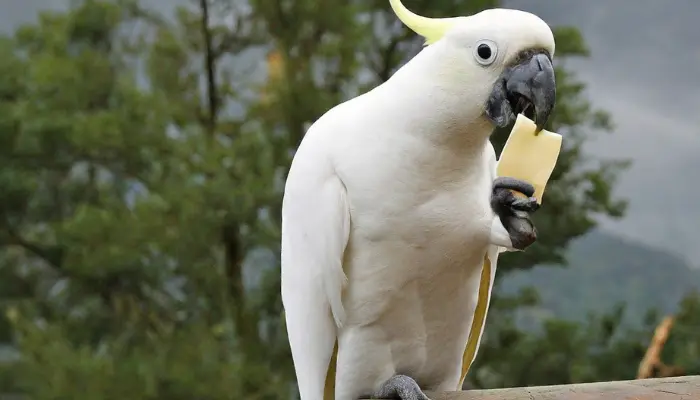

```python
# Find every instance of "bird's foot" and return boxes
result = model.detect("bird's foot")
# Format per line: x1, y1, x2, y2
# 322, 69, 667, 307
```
491, 176, 539, 250
371, 375, 430, 400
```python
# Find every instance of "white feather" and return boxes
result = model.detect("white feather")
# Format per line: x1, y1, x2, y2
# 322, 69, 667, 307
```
281, 128, 350, 400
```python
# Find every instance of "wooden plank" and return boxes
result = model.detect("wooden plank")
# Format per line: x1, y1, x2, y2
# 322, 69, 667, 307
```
423, 376, 700, 400
358, 376, 700, 399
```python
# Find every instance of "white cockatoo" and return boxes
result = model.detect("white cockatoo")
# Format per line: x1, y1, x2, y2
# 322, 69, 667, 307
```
281, 1, 556, 399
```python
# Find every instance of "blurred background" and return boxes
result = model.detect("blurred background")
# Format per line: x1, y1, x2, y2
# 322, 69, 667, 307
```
0, 0, 698, 398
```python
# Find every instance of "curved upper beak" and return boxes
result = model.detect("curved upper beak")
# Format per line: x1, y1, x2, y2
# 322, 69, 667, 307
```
485, 50, 556, 132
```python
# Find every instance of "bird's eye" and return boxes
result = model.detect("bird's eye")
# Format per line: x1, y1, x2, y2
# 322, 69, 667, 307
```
473, 40, 498, 66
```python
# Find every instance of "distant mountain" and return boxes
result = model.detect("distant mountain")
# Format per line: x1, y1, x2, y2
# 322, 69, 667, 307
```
500, 230, 700, 326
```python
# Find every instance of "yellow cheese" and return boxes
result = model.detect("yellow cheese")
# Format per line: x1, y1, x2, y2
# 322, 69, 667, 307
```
496, 114, 563, 204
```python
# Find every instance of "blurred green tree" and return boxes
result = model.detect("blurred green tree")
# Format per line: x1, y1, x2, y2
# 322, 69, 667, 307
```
0, 0, 285, 397
662, 291, 700, 376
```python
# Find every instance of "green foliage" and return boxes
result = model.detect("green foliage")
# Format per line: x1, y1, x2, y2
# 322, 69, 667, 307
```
0, 0, 692, 398
472, 291, 700, 389
472, 300, 649, 388
662, 292, 700, 375
9, 314, 254, 400
0, 0, 285, 397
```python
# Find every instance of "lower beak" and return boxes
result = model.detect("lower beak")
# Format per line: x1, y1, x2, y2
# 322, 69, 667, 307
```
485, 51, 556, 132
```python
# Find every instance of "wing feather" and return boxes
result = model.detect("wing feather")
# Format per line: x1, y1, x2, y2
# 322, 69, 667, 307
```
459, 142, 506, 386
281, 144, 350, 400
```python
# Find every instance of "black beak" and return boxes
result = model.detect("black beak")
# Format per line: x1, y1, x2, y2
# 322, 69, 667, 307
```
485, 50, 556, 132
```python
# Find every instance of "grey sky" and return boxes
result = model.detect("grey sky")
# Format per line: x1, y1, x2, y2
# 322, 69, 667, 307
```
3, 1, 699, 266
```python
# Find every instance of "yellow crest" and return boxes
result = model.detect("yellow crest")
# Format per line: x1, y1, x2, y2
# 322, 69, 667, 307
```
388, 0, 459, 45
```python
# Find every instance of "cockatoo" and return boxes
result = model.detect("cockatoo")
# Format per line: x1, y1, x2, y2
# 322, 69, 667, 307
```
281, 1, 556, 399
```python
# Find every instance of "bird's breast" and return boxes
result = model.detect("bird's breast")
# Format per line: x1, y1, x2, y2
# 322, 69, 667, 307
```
341, 162, 494, 320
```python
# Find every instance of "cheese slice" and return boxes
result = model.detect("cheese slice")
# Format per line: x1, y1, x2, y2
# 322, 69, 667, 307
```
496, 114, 563, 204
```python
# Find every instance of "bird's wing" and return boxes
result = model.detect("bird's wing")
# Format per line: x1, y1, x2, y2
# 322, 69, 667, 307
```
281, 143, 350, 400
459, 247, 500, 387
459, 142, 503, 387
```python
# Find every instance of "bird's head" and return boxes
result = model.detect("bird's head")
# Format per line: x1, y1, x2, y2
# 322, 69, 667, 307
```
389, 0, 556, 132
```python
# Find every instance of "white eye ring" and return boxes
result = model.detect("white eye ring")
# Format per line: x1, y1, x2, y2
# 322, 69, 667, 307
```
473, 39, 498, 66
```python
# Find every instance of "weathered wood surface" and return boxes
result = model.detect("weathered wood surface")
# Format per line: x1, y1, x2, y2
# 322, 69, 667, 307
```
423, 376, 700, 400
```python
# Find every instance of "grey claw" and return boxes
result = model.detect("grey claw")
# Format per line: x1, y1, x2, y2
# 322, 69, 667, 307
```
503, 213, 537, 250
491, 177, 539, 250
372, 375, 430, 400
492, 176, 535, 198
511, 197, 539, 212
